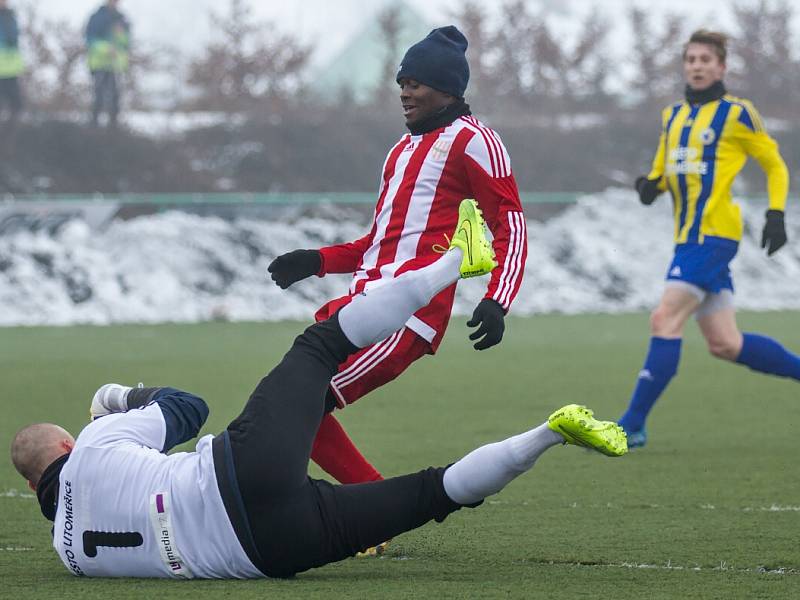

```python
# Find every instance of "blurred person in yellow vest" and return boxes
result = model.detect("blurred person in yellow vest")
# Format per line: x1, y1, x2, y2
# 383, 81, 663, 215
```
85, 0, 129, 127
0, 0, 24, 121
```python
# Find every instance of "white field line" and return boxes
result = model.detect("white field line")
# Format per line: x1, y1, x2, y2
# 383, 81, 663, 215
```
562, 501, 800, 512
742, 505, 800, 512
0, 489, 35, 498
381, 554, 794, 574
1, 547, 33, 551
519, 559, 797, 575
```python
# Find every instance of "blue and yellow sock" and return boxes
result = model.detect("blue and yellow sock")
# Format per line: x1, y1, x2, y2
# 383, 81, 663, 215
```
735, 333, 800, 380
618, 337, 682, 433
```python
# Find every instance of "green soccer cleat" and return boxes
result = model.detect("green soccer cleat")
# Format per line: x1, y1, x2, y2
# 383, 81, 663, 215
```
449, 199, 498, 278
548, 404, 628, 457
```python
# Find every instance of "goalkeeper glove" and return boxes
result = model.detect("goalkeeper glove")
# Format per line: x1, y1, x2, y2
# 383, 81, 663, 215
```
90, 383, 133, 420
90, 383, 163, 420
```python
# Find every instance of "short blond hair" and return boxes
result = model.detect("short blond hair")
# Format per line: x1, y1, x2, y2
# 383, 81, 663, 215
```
684, 29, 728, 63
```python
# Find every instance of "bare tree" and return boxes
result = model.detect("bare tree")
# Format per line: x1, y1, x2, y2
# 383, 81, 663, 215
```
527, 15, 605, 112
491, 1, 536, 108
17, 2, 88, 112
450, 1, 495, 107
627, 7, 686, 108
372, 6, 403, 107
186, 0, 313, 112
121, 41, 170, 112
567, 8, 613, 108
729, 0, 798, 117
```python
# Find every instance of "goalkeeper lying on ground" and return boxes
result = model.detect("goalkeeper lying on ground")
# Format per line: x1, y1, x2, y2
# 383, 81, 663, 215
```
11, 201, 627, 579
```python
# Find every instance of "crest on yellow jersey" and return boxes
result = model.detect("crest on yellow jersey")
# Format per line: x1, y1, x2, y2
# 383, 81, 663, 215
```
699, 128, 717, 145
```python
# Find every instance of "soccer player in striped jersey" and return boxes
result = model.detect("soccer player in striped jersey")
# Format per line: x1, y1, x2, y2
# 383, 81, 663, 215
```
268, 27, 527, 492
618, 30, 797, 448
11, 211, 625, 579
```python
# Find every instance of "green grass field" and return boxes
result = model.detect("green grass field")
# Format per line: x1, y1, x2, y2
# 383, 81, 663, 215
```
2, 313, 800, 599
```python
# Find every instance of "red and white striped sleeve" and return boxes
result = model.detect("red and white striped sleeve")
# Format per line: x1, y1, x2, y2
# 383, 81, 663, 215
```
318, 232, 372, 275
462, 120, 527, 312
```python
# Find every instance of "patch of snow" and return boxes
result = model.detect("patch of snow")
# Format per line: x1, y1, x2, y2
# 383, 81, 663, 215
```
2, 189, 798, 326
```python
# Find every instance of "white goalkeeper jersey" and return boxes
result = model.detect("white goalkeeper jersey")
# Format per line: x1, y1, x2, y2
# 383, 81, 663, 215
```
51, 404, 262, 579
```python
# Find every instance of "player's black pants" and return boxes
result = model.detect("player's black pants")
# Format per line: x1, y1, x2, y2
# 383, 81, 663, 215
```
213, 316, 463, 578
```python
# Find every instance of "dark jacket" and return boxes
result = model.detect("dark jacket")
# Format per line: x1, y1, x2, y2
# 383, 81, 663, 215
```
85, 4, 129, 44
0, 8, 19, 49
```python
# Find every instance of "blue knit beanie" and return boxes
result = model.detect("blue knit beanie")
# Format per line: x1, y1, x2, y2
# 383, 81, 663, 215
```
396, 26, 470, 98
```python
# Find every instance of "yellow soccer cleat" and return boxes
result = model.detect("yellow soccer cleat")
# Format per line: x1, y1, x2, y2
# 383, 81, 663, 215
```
548, 404, 628, 457
356, 539, 391, 558
449, 199, 497, 278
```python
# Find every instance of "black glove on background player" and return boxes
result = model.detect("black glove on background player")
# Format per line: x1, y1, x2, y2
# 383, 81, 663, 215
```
268, 249, 322, 289
467, 298, 506, 350
761, 209, 787, 256
635, 176, 661, 206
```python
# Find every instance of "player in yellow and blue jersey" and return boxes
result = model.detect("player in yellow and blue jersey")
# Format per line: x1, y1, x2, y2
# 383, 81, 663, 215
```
618, 30, 797, 448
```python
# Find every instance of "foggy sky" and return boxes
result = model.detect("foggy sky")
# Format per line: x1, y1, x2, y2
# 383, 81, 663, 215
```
22, 0, 780, 69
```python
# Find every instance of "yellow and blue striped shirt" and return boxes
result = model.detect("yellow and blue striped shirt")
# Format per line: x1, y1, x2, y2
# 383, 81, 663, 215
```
647, 94, 789, 244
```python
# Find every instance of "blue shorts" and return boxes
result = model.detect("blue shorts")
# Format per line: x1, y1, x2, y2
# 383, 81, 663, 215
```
665, 236, 739, 294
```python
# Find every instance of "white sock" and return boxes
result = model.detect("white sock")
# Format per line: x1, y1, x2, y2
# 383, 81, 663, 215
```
442, 423, 565, 505
338, 249, 462, 348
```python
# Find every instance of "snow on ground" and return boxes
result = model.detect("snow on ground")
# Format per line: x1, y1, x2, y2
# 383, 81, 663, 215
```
2, 189, 799, 327
123, 111, 247, 138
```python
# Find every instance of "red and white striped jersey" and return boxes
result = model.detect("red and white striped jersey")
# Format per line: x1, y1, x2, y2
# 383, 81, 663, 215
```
316, 115, 527, 351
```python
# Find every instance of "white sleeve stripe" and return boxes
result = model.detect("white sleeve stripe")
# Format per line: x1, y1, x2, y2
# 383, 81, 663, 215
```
501, 213, 526, 308
332, 329, 404, 389
483, 127, 504, 178
483, 126, 504, 177
461, 116, 494, 175
492, 211, 519, 307
493, 212, 526, 308
499, 212, 526, 308
486, 127, 511, 177
469, 120, 500, 178
501, 212, 523, 307
463, 116, 510, 178
479, 123, 505, 177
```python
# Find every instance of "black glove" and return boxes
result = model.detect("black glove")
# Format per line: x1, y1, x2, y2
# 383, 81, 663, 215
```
635, 176, 661, 206
267, 249, 322, 289
761, 209, 787, 256
467, 298, 506, 351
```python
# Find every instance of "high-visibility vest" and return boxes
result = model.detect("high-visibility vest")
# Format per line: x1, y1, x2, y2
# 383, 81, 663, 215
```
0, 47, 23, 78
88, 29, 129, 73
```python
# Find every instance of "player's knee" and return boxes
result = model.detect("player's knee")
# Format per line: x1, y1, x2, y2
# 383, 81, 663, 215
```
649, 307, 676, 336
707, 337, 739, 361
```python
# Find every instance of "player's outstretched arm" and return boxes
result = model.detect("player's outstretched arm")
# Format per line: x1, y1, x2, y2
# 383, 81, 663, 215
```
267, 249, 322, 289
462, 129, 527, 343
89, 384, 209, 453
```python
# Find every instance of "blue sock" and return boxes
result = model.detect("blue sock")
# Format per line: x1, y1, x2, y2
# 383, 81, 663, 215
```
619, 337, 682, 433
735, 333, 800, 380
